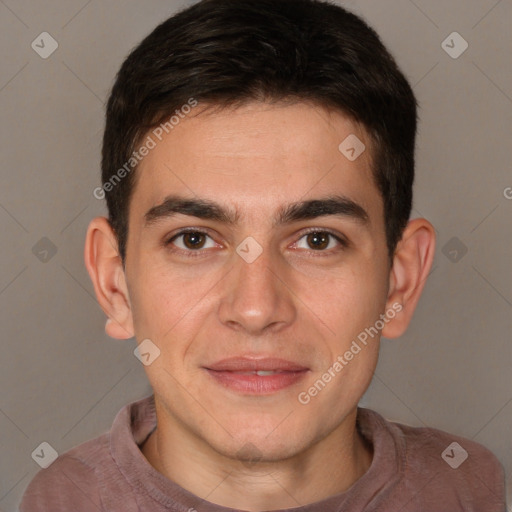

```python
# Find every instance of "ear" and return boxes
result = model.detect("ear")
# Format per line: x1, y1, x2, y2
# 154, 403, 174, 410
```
84, 217, 134, 339
382, 218, 436, 338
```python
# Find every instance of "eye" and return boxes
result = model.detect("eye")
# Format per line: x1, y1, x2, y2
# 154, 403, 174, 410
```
168, 230, 217, 251
294, 231, 345, 251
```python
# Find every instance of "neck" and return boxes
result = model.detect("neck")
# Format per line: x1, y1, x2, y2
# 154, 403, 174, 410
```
141, 406, 373, 511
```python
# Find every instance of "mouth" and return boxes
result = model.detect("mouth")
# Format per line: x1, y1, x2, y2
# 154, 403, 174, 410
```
203, 357, 310, 395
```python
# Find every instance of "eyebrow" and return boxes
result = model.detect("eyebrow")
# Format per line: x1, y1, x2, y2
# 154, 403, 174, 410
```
144, 194, 369, 227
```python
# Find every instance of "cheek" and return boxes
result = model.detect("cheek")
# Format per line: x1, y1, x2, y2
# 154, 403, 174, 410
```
303, 267, 386, 397
128, 259, 219, 346
298, 259, 388, 341
127, 261, 178, 337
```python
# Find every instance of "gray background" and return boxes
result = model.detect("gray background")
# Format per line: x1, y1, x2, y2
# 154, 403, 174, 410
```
1, 0, 510, 510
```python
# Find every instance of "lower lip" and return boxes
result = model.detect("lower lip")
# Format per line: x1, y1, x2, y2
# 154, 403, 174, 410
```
204, 369, 309, 394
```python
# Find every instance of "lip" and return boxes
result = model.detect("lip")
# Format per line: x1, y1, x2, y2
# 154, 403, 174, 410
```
205, 357, 309, 372
203, 357, 310, 395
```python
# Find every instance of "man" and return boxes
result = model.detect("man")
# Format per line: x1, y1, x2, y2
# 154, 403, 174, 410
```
20, 0, 505, 510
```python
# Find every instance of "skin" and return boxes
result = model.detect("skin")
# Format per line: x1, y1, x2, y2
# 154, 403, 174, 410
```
85, 101, 435, 511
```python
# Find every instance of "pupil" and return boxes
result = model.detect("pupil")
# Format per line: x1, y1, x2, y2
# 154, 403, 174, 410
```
184, 233, 205, 249
307, 232, 329, 250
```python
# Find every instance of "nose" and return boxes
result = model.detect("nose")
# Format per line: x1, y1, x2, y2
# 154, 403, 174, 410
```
217, 244, 297, 336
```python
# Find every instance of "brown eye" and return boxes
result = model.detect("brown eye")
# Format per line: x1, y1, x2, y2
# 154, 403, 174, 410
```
182, 232, 206, 249
169, 231, 216, 251
306, 232, 330, 250
295, 231, 345, 252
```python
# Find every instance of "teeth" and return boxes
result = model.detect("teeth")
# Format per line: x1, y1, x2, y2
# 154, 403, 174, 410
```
256, 370, 276, 376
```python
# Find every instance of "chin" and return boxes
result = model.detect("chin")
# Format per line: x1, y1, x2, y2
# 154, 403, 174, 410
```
213, 428, 312, 466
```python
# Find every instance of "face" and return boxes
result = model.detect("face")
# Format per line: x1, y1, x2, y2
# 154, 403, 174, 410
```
123, 102, 393, 462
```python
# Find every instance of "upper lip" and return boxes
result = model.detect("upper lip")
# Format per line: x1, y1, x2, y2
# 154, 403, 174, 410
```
204, 357, 309, 372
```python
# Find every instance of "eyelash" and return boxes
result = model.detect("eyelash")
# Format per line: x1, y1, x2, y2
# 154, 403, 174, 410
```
164, 227, 348, 258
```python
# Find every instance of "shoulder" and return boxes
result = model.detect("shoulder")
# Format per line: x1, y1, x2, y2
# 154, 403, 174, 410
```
364, 409, 506, 509
19, 434, 108, 512
396, 417, 503, 476
19, 395, 155, 512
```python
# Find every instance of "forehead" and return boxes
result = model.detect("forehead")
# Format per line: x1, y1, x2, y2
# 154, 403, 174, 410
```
130, 101, 382, 224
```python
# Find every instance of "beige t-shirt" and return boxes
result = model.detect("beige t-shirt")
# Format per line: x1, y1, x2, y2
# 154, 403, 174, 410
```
20, 395, 506, 511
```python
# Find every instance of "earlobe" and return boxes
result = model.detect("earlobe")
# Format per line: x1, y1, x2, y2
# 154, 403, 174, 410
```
382, 218, 436, 339
84, 217, 134, 340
